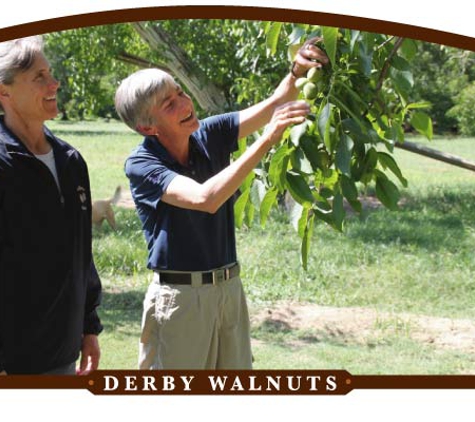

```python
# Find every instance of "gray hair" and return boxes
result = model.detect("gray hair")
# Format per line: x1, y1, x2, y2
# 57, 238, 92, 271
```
0, 36, 44, 113
0, 35, 44, 85
115, 68, 177, 132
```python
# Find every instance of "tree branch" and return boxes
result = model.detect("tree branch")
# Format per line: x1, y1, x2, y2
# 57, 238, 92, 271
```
395, 140, 475, 173
117, 51, 171, 73
132, 21, 228, 114
376, 37, 405, 93
367, 37, 405, 112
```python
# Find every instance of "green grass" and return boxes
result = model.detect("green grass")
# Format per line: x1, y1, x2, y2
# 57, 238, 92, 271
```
46, 119, 475, 373
47, 119, 142, 199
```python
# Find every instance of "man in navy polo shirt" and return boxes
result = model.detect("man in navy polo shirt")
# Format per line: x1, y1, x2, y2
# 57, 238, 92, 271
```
115, 39, 328, 369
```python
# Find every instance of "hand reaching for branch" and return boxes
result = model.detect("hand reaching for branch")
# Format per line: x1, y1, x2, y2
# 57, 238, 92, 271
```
263, 100, 310, 145
292, 36, 330, 78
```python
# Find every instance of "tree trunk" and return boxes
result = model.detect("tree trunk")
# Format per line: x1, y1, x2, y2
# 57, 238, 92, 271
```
132, 22, 228, 114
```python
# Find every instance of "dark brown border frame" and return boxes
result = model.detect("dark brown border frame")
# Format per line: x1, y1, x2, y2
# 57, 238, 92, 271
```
0, 6, 474, 51
0, 5, 474, 392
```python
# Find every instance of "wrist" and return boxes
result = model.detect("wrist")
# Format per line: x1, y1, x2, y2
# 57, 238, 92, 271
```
289, 61, 305, 79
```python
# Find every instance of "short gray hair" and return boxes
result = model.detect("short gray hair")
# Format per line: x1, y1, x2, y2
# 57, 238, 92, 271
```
115, 68, 177, 132
0, 36, 44, 113
0, 35, 44, 85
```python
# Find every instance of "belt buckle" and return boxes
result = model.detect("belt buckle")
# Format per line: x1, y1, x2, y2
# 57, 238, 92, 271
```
212, 268, 227, 285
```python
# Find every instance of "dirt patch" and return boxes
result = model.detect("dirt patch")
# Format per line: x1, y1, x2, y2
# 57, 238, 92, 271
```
250, 301, 475, 355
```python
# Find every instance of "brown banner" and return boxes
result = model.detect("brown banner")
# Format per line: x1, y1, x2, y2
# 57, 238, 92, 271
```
0, 370, 352, 395
0, 6, 474, 51
1, 371, 475, 394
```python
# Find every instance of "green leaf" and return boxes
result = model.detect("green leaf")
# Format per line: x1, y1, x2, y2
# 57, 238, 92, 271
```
357, 41, 373, 76
241, 169, 256, 191
410, 111, 433, 140
297, 204, 311, 239
332, 192, 345, 232
234, 187, 250, 228
390, 55, 411, 71
389, 68, 414, 99
377, 151, 408, 187
288, 26, 307, 45
349, 30, 360, 53
299, 135, 322, 171
269, 144, 292, 190
234, 137, 248, 158
390, 121, 405, 143
244, 199, 255, 228
265, 22, 283, 57
330, 95, 364, 131
400, 38, 418, 61
286, 172, 314, 204
289, 201, 304, 233
334, 80, 368, 110
300, 213, 315, 271
405, 101, 432, 110
375, 172, 400, 211
318, 102, 333, 151
289, 120, 311, 147
250, 179, 266, 209
259, 187, 279, 228
335, 134, 354, 177
340, 175, 358, 202
321, 26, 338, 66
291, 148, 313, 174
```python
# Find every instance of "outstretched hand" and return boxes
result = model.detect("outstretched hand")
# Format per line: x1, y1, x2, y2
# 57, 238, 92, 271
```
264, 100, 310, 145
292, 36, 330, 78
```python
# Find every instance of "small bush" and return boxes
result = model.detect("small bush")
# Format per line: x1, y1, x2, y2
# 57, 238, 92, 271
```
448, 82, 475, 136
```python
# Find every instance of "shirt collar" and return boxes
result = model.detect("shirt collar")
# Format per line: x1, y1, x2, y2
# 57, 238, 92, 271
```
0, 115, 74, 159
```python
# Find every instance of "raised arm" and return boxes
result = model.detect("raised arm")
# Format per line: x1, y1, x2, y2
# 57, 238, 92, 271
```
237, 37, 329, 140
162, 100, 310, 214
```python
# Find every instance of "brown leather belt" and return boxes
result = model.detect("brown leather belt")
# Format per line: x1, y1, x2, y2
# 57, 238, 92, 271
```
157, 263, 240, 285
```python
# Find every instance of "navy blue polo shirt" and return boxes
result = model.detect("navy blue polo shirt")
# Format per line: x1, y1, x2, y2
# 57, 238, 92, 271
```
125, 112, 240, 271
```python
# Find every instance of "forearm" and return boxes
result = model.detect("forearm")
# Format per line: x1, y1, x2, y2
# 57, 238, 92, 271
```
165, 134, 273, 214
238, 73, 300, 139
201, 135, 273, 213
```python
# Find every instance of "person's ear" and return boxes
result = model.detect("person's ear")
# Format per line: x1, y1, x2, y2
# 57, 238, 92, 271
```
0, 84, 10, 100
136, 124, 158, 136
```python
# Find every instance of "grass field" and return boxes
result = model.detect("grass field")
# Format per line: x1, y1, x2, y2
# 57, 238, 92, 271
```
48, 120, 475, 374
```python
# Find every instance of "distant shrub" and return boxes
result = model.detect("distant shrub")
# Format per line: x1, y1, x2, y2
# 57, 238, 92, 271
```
448, 82, 475, 136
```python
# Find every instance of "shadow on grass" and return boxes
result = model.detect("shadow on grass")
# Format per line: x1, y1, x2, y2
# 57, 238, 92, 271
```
347, 189, 475, 253
99, 289, 143, 334
252, 319, 348, 349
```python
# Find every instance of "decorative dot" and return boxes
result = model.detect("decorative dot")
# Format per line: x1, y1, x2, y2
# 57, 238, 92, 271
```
88, 380, 94, 386
345, 378, 352, 385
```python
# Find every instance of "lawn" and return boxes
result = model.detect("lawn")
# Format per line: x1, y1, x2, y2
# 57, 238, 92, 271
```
48, 119, 475, 374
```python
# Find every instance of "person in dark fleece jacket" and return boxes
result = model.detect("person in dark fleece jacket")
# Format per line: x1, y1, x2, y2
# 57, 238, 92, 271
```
0, 35, 103, 375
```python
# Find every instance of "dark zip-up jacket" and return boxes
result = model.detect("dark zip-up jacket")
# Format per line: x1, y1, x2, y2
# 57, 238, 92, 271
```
0, 117, 103, 374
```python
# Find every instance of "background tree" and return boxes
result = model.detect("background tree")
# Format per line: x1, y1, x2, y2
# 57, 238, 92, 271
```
411, 42, 475, 134
44, 24, 149, 119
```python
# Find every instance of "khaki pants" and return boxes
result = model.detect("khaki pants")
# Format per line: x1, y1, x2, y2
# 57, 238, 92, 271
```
138, 272, 252, 369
